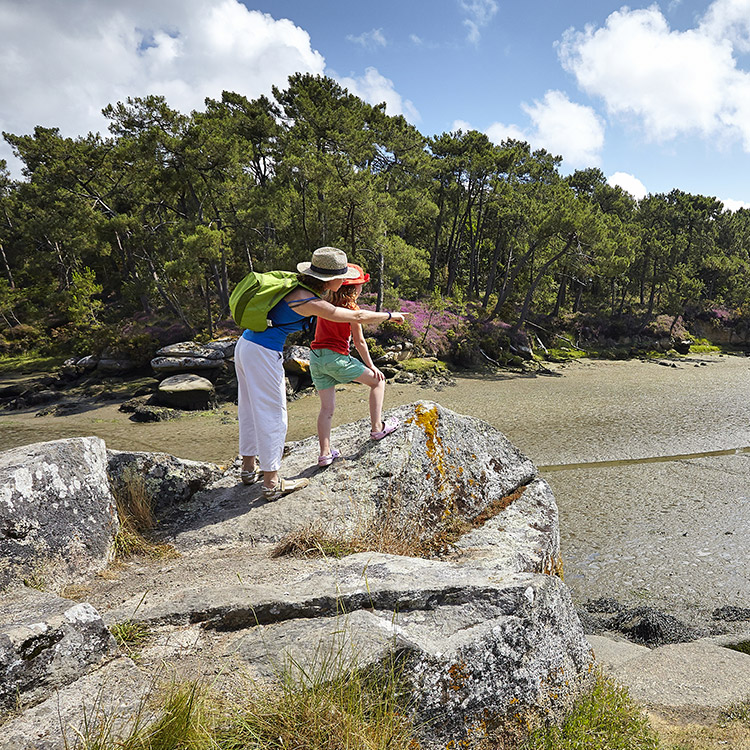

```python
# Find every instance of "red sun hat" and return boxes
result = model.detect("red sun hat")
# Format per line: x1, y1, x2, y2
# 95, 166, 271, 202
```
341, 263, 370, 285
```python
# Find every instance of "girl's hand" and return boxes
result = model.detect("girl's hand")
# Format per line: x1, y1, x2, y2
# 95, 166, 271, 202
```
389, 312, 406, 323
371, 366, 385, 382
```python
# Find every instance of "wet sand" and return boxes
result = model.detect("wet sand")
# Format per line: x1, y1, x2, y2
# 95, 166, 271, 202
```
2, 354, 750, 625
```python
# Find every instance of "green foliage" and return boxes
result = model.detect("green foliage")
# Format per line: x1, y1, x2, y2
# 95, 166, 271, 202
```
3, 76, 750, 344
521, 673, 659, 750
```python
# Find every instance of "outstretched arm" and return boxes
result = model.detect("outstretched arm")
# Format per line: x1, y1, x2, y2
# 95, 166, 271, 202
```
292, 297, 405, 325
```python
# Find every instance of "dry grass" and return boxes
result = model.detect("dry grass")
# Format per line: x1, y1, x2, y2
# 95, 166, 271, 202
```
110, 471, 179, 561
272, 485, 527, 560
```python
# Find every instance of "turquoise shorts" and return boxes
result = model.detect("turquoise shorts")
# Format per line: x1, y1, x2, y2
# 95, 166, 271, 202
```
309, 348, 367, 391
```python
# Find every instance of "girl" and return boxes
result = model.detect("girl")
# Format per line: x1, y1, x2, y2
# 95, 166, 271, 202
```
235, 248, 405, 500
309, 264, 399, 467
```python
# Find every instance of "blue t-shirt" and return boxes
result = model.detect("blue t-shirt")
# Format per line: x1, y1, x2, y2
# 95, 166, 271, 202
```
242, 299, 313, 352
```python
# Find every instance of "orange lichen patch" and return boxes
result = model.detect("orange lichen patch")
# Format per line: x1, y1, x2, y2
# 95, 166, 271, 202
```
544, 554, 564, 580
448, 661, 470, 692
409, 403, 445, 480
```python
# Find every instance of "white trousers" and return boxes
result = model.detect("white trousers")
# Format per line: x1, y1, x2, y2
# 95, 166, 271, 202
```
234, 336, 287, 472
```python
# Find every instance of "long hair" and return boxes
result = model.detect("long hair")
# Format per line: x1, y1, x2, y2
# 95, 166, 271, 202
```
329, 285, 359, 310
297, 273, 330, 301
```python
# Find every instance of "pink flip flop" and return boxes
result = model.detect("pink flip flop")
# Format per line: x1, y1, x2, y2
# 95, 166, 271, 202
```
370, 418, 400, 440
318, 448, 341, 467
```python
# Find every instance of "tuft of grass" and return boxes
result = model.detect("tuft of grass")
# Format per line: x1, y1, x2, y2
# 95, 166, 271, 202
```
70, 649, 414, 749
111, 620, 151, 657
218, 653, 414, 750
519, 672, 659, 750
689, 338, 722, 354
111, 472, 179, 561
722, 699, 750, 726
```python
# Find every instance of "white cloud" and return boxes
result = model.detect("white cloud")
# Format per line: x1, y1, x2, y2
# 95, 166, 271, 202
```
484, 121, 528, 144
521, 91, 605, 167
459, 0, 498, 44
700, 0, 750, 53
451, 119, 474, 133
346, 28, 387, 49
608, 171, 648, 200
337, 67, 420, 123
558, 2, 750, 150
0, 0, 325, 172
721, 197, 750, 211
459, 92, 604, 168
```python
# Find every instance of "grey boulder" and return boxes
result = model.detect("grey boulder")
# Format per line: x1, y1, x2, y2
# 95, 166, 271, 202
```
0, 437, 118, 592
0, 588, 117, 712
156, 373, 216, 410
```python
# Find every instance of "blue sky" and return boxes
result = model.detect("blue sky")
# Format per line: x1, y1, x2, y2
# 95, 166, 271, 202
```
1, 0, 749, 208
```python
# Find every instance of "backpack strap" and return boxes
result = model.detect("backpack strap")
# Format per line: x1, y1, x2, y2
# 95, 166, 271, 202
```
287, 296, 319, 309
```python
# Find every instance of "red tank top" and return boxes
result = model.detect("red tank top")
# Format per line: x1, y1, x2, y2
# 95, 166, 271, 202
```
312, 316, 352, 356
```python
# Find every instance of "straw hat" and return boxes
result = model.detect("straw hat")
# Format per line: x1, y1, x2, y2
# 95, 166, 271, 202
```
297, 247, 360, 281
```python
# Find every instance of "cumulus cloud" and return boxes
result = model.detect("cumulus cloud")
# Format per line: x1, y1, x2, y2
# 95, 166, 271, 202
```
0, 0, 326, 170
558, 1, 750, 150
521, 91, 605, 167
337, 67, 420, 122
721, 197, 750, 211
346, 28, 387, 49
459, 0, 498, 44
484, 121, 529, 144
607, 171, 648, 200
454, 92, 604, 168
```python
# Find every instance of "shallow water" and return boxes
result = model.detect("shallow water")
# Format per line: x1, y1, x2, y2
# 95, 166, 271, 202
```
2, 354, 750, 623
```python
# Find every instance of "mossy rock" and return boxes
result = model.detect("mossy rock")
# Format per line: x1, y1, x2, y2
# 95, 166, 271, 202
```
402, 357, 447, 375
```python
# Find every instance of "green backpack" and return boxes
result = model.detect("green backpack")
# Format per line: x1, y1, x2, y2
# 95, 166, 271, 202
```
229, 270, 318, 332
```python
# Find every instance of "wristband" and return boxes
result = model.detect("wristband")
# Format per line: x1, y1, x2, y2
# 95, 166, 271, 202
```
387, 311, 392, 320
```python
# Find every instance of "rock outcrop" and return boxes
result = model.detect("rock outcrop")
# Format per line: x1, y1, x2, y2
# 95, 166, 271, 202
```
0, 401, 594, 749
0, 437, 118, 592
0, 588, 117, 712
156, 373, 217, 410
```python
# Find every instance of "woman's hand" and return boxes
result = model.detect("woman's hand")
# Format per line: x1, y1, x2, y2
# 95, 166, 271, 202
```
389, 312, 406, 323
371, 366, 386, 382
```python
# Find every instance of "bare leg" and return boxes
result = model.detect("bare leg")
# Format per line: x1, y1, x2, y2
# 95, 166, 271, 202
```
317, 387, 336, 457
242, 455, 256, 472
354, 369, 386, 433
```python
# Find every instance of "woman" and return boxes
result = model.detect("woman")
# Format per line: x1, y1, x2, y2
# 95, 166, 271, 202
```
235, 246, 405, 501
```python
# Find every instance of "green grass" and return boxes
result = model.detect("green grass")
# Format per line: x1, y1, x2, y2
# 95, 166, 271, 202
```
520, 672, 659, 750
689, 338, 722, 354
0, 351, 65, 375
725, 640, 750, 656
110, 620, 151, 657
70, 652, 415, 749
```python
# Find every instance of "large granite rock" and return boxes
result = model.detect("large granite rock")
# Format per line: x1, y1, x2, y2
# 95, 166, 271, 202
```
0, 657, 150, 750
0, 588, 117, 712
0, 437, 119, 592
0, 402, 595, 748
151, 341, 226, 377
107, 449, 225, 514
156, 373, 216, 410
